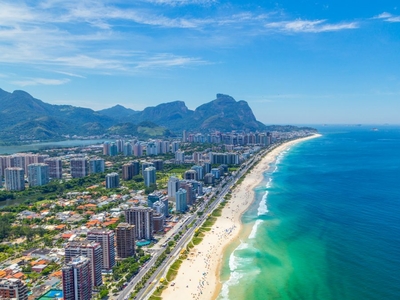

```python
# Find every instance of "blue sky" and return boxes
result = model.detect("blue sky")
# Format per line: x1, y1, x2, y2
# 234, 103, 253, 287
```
0, 0, 399, 124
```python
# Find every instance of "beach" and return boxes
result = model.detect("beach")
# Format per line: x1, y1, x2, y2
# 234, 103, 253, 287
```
161, 134, 321, 300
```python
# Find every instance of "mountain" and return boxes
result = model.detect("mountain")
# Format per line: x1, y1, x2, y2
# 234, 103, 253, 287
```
133, 101, 193, 130
106, 121, 173, 138
118, 94, 265, 132
191, 94, 265, 131
0, 88, 269, 142
0, 88, 113, 141
97, 105, 138, 121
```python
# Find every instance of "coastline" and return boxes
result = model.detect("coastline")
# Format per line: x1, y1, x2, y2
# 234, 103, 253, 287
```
160, 134, 322, 300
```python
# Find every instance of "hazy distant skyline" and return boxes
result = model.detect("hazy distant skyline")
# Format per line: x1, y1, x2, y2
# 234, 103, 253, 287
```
0, 0, 399, 124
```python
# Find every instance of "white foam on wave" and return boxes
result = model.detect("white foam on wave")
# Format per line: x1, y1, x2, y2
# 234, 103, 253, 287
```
266, 177, 272, 188
257, 191, 269, 216
248, 219, 263, 239
236, 242, 249, 251
220, 244, 256, 300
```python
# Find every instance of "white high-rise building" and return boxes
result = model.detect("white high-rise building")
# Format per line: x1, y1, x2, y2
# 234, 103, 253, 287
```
168, 176, 180, 198
5, 167, 25, 191
105, 172, 119, 189
28, 163, 49, 187
143, 166, 156, 187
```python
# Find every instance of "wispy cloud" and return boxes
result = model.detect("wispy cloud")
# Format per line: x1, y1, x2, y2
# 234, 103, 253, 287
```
374, 12, 400, 22
266, 19, 358, 33
55, 71, 86, 78
140, 0, 216, 6
134, 54, 208, 69
12, 78, 70, 86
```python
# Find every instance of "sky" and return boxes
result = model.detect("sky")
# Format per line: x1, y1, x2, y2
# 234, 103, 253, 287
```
0, 0, 399, 125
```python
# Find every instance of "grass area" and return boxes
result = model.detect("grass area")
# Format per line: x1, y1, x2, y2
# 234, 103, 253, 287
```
202, 216, 217, 228
166, 259, 183, 282
192, 236, 204, 245
149, 283, 167, 299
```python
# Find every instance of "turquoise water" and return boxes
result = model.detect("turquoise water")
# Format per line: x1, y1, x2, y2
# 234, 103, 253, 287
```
38, 289, 63, 299
218, 126, 400, 300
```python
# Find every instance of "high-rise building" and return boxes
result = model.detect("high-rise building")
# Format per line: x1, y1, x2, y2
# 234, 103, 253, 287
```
103, 142, 110, 155
0, 278, 28, 300
125, 207, 153, 240
5, 167, 25, 191
70, 158, 88, 178
87, 229, 115, 271
116, 223, 135, 258
123, 142, 133, 156
143, 166, 156, 187
211, 168, 220, 179
204, 173, 214, 185
133, 143, 143, 157
9, 155, 25, 172
65, 241, 103, 287
167, 176, 180, 198
122, 163, 134, 181
147, 193, 160, 208
161, 141, 170, 154
171, 141, 180, 153
110, 143, 118, 156
162, 196, 169, 217
89, 158, 105, 174
105, 172, 119, 189
175, 150, 185, 163
141, 162, 154, 174
152, 201, 166, 216
180, 181, 195, 205
44, 157, 63, 179
175, 188, 187, 212
184, 170, 198, 181
153, 159, 164, 171
0, 156, 10, 178
153, 213, 164, 232
203, 162, 212, 174
122, 161, 139, 180
146, 142, 158, 156
116, 139, 124, 153
62, 256, 92, 300
191, 165, 204, 180
28, 163, 49, 187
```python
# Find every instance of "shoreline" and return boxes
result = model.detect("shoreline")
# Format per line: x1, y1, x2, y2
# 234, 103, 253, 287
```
160, 134, 322, 300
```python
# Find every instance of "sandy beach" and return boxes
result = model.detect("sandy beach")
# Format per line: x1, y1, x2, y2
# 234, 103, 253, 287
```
161, 134, 321, 300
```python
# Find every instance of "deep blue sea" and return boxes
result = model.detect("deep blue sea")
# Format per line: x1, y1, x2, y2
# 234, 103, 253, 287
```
218, 125, 400, 300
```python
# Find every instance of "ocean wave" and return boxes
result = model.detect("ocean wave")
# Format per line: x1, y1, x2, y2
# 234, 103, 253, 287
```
249, 219, 263, 239
220, 248, 257, 299
266, 177, 272, 188
220, 247, 261, 300
257, 191, 269, 216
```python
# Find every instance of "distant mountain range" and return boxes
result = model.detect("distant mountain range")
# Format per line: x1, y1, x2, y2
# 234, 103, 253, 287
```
0, 88, 309, 142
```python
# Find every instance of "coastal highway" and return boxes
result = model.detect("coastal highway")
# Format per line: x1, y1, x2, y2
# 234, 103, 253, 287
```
117, 146, 274, 300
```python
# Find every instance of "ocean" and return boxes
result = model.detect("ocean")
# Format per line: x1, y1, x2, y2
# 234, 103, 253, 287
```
218, 125, 400, 300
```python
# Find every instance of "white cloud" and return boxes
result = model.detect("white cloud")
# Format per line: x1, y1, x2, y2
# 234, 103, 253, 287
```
373, 12, 400, 22
55, 71, 86, 78
266, 19, 358, 33
134, 54, 208, 69
12, 78, 70, 86
374, 12, 393, 19
140, 0, 216, 6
